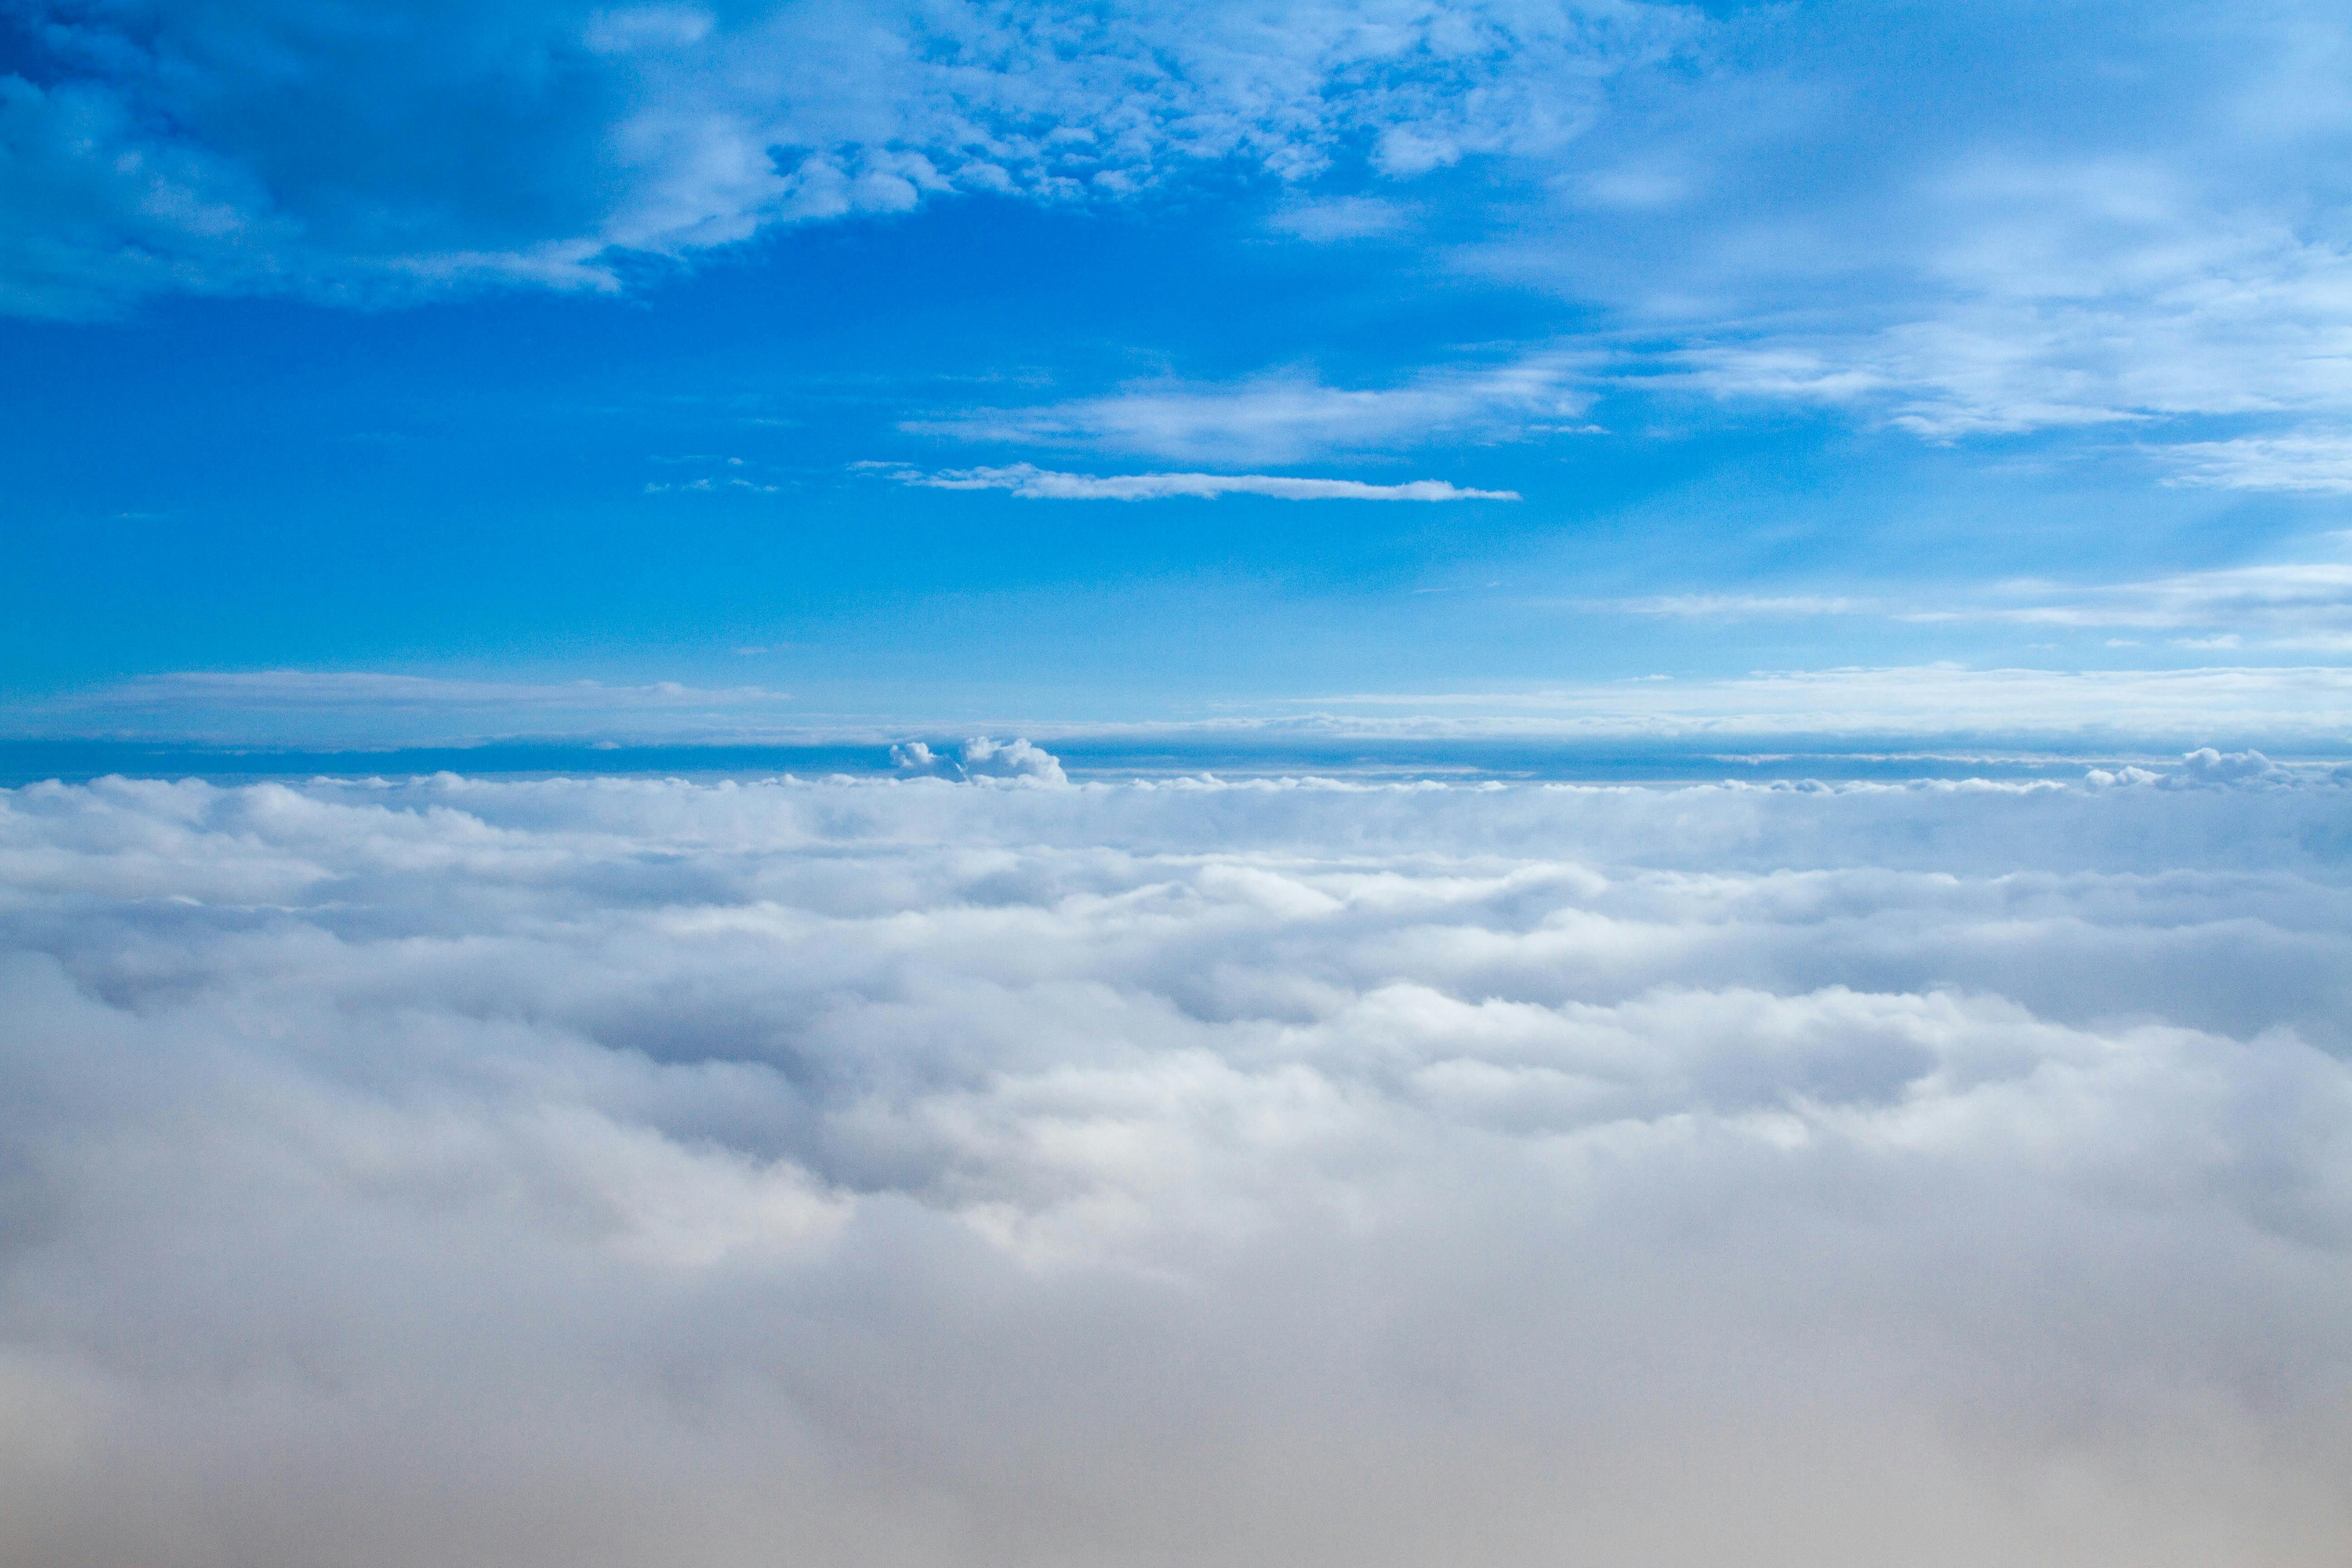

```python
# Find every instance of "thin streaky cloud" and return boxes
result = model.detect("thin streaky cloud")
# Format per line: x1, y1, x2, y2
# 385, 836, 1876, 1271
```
905, 358, 1599, 464
871, 463, 1521, 502
1291, 664, 2352, 740
1585, 554, 2352, 644
1603, 594, 1879, 617
2156, 431, 2352, 494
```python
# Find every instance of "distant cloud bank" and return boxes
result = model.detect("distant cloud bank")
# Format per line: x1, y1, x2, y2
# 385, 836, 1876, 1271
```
11, 661, 2352, 751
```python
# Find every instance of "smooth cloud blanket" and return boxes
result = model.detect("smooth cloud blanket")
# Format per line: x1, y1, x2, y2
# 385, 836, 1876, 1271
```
5, 768, 2352, 1566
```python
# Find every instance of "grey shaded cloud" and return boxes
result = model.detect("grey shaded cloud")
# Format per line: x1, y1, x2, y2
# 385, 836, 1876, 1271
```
3, 770, 2352, 1564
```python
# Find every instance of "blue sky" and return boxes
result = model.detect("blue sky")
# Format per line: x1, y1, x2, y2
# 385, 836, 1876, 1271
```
7, 0, 2352, 750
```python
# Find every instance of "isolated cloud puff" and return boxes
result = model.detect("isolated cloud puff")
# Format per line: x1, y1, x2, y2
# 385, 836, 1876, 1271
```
4, 767, 2352, 1565
891, 735, 1068, 782
870, 461, 1520, 501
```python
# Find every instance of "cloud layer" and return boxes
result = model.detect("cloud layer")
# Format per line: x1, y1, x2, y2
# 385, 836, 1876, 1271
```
15, 659, 2352, 752
5, 768, 2352, 1564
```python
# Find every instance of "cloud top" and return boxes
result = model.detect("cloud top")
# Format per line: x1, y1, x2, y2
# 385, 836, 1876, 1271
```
891, 735, 1068, 782
5, 768, 2352, 1564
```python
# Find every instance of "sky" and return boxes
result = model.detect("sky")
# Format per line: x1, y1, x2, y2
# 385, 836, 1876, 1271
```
7, 0, 2352, 753
10, 10, 2352, 1564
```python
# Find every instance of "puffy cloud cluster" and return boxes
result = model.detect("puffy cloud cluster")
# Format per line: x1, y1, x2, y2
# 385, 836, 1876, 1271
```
5, 767, 2352, 1564
892, 735, 1067, 781
0, 0, 1687, 316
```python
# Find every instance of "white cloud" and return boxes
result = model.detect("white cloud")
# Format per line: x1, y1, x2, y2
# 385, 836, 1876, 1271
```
1430, 8, 2352, 452
19, 657, 2352, 751
4, 769, 2352, 1563
2158, 431, 2352, 494
1264, 194, 1412, 241
1588, 549, 2352, 648
1287, 663, 2352, 742
1900, 559, 2352, 645
891, 735, 1068, 783
0, 0, 1693, 316
871, 461, 1520, 500
1604, 593, 1877, 617
906, 357, 1598, 463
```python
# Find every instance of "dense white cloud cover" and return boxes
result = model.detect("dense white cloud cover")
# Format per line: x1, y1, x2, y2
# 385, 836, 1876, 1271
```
872, 461, 1520, 501
5, 765, 2352, 1564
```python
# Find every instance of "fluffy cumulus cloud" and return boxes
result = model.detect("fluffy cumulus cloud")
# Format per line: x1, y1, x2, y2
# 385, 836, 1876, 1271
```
5, 767, 2352, 1565
0, 0, 1690, 315
891, 734, 1068, 781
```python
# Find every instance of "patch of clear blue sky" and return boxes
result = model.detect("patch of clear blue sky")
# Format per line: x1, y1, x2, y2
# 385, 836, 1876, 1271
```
0, 191, 2296, 695
3, 0, 2349, 746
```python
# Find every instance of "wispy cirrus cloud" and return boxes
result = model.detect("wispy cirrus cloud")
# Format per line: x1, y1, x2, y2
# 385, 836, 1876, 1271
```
1588, 546, 2352, 648
0, 0, 1695, 318
2156, 431, 2352, 494
1448, 16, 2352, 458
1931, 562, 2352, 636
7, 670, 799, 745
1604, 593, 1879, 618
1295, 663, 2352, 742
865, 461, 1519, 501
903, 358, 1599, 464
